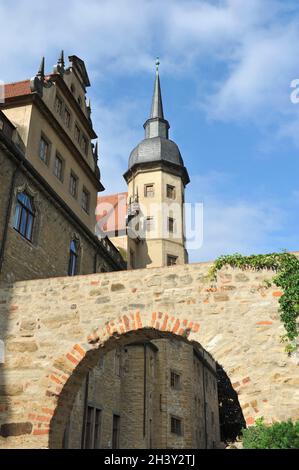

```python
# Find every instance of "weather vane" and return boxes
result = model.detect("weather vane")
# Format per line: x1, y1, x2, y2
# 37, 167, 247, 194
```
156, 57, 160, 73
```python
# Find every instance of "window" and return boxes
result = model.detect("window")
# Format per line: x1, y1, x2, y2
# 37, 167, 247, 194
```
170, 371, 181, 390
144, 184, 154, 198
145, 217, 154, 232
167, 184, 176, 199
75, 124, 81, 143
81, 135, 88, 154
68, 239, 79, 276
13, 192, 35, 242
171, 416, 182, 436
39, 136, 50, 164
168, 217, 175, 234
69, 172, 78, 198
55, 95, 63, 115
82, 187, 90, 213
64, 106, 71, 128
112, 415, 120, 449
54, 154, 64, 181
167, 255, 177, 266
84, 406, 102, 449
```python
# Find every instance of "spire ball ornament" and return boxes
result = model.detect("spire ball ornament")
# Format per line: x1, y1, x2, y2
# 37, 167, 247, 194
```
155, 57, 160, 73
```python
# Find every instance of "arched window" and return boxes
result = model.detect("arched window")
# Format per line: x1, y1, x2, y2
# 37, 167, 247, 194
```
13, 192, 35, 242
68, 239, 79, 276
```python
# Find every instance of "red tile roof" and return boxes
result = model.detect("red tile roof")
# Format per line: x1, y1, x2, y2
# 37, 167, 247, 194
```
4, 80, 32, 99
96, 192, 128, 234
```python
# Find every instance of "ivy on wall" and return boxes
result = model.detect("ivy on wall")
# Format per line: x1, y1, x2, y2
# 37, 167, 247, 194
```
208, 252, 299, 353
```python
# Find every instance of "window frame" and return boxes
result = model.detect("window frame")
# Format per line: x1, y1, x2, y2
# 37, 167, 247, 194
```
170, 370, 181, 390
166, 184, 176, 200
168, 217, 175, 234
53, 153, 64, 182
39, 134, 51, 165
69, 171, 78, 199
170, 416, 183, 436
144, 183, 155, 198
145, 216, 154, 233
112, 414, 120, 449
13, 191, 35, 242
68, 239, 79, 276
83, 405, 102, 449
82, 186, 90, 214
167, 254, 178, 266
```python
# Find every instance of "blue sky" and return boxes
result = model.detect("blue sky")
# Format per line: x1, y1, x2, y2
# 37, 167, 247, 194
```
1, 0, 299, 262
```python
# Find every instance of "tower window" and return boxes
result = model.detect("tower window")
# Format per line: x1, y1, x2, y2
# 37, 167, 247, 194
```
167, 255, 177, 266
39, 135, 50, 165
68, 239, 79, 276
168, 217, 175, 234
82, 187, 90, 213
145, 217, 154, 232
167, 184, 176, 199
170, 371, 181, 390
54, 153, 64, 182
171, 416, 182, 436
13, 192, 35, 242
144, 184, 154, 198
69, 172, 78, 199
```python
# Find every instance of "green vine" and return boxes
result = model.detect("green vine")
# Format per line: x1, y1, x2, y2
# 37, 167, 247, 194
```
208, 252, 299, 352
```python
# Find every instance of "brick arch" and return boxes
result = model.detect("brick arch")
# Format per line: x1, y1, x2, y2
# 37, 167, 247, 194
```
29, 311, 202, 447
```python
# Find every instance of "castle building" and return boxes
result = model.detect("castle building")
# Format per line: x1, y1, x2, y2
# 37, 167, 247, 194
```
63, 339, 220, 449
0, 54, 125, 282
0, 54, 222, 450
97, 60, 190, 269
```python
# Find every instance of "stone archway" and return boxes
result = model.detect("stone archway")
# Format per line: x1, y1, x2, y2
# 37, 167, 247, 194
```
1, 262, 298, 449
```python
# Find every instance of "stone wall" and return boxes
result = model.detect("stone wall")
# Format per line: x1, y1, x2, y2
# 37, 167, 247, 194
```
0, 260, 298, 448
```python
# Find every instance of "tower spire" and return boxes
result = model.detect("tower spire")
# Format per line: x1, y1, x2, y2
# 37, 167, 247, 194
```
150, 57, 164, 119
144, 58, 169, 139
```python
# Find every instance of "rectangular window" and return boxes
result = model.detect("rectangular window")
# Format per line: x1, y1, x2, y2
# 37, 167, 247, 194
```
69, 172, 78, 199
75, 124, 81, 143
64, 106, 71, 128
144, 184, 154, 198
167, 255, 177, 266
13, 192, 35, 242
170, 371, 181, 390
168, 217, 175, 234
171, 416, 182, 436
81, 135, 88, 154
82, 187, 90, 213
54, 154, 64, 181
83, 406, 102, 449
39, 136, 50, 164
167, 184, 176, 199
55, 95, 63, 115
112, 415, 120, 449
145, 217, 154, 232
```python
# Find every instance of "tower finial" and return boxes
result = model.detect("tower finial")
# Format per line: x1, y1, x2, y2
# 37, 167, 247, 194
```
37, 57, 45, 80
58, 50, 65, 68
156, 57, 160, 74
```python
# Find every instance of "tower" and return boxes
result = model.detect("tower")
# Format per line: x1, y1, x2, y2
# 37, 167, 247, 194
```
123, 60, 190, 269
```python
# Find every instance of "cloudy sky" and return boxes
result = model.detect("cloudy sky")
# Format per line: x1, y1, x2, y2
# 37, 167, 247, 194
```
1, 0, 299, 262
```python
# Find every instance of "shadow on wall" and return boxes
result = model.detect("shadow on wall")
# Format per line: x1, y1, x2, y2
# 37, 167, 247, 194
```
217, 363, 246, 443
